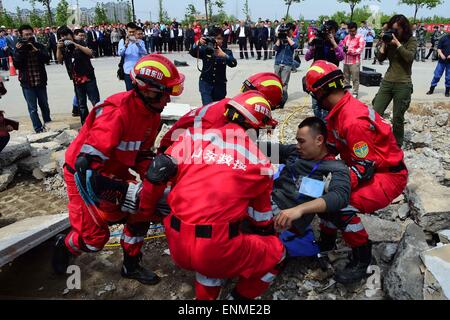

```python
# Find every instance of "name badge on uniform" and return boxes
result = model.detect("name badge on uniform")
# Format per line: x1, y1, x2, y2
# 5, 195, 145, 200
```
299, 177, 325, 198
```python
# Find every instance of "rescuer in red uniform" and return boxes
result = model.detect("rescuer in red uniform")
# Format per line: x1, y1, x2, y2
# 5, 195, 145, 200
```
158, 72, 284, 153
296, 60, 408, 284
52, 54, 185, 285
146, 90, 286, 300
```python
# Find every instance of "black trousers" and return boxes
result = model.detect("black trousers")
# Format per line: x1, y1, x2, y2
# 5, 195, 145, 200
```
168, 38, 176, 52
0, 134, 10, 153
256, 40, 267, 59
177, 38, 184, 51
250, 39, 256, 57
238, 37, 248, 59
364, 42, 373, 60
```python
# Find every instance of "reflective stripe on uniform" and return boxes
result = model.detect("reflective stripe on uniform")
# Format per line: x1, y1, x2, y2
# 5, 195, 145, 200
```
368, 107, 376, 122
68, 233, 82, 254
193, 102, 217, 129
117, 140, 142, 152
340, 205, 359, 213
85, 243, 102, 252
344, 223, 365, 233
332, 130, 348, 145
120, 234, 145, 245
320, 219, 338, 230
80, 144, 109, 160
95, 107, 103, 118
195, 272, 225, 287
187, 131, 267, 165
261, 272, 276, 283
247, 207, 273, 222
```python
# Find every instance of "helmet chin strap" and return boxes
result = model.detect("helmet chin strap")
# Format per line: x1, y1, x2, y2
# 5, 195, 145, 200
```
134, 85, 169, 113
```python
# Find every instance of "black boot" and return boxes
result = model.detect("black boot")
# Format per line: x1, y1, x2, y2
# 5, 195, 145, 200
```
52, 234, 74, 275
426, 86, 435, 95
227, 289, 251, 300
121, 252, 160, 285
445, 87, 450, 97
334, 240, 372, 285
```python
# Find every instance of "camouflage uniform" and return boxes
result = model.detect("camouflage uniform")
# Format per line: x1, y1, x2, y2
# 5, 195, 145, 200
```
415, 26, 427, 62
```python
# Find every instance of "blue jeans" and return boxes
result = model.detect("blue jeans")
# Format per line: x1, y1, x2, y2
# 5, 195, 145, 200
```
124, 74, 133, 91
199, 80, 227, 106
75, 79, 101, 123
431, 60, 450, 88
311, 97, 329, 122
22, 85, 52, 132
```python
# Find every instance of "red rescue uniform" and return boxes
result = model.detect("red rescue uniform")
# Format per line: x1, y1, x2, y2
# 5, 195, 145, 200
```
158, 99, 230, 152
63, 90, 161, 257
322, 92, 408, 247
163, 123, 285, 300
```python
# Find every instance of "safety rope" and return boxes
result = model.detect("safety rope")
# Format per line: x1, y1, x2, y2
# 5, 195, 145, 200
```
104, 233, 166, 248
278, 97, 310, 144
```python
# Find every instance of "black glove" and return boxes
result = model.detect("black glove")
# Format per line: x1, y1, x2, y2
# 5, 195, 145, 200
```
146, 154, 178, 185
350, 159, 375, 184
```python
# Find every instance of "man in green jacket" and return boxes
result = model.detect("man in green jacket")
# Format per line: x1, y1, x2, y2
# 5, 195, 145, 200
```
372, 15, 417, 147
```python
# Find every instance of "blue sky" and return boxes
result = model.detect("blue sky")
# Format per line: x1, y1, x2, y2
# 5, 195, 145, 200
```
5, 0, 450, 21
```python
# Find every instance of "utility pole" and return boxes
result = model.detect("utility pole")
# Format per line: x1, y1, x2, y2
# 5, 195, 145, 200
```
131, 0, 136, 22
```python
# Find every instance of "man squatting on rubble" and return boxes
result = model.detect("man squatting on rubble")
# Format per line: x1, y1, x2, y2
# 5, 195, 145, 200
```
276, 60, 408, 284
52, 54, 185, 284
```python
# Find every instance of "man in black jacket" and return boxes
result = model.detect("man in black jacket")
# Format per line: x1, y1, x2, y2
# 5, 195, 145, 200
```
184, 24, 195, 51
236, 20, 250, 59
189, 27, 237, 105
13, 24, 52, 133
86, 26, 98, 57
255, 21, 269, 60
48, 27, 58, 62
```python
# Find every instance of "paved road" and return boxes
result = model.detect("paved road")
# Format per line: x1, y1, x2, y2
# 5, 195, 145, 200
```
1, 46, 448, 122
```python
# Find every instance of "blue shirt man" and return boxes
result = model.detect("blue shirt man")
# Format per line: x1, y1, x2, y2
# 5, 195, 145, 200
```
118, 23, 148, 91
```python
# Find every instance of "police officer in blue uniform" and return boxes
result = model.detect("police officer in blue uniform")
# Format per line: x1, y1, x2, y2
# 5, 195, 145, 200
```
190, 27, 237, 105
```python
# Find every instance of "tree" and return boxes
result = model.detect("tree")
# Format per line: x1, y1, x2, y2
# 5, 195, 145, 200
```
126, 1, 133, 22
55, 0, 70, 27
94, 3, 108, 25
130, 0, 136, 22
185, 4, 200, 24
242, 0, 250, 22
337, 0, 362, 22
208, 0, 225, 21
27, 0, 53, 25
398, 0, 442, 22
284, 0, 304, 20
158, 0, 165, 22
16, 7, 23, 25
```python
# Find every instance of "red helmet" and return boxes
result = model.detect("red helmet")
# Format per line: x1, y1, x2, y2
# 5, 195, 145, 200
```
304, 60, 344, 95
241, 72, 284, 108
226, 90, 278, 129
130, 54, 185, 96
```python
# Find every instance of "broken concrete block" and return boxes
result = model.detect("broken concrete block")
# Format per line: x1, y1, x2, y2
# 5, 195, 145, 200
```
26, 131, 59, 143
438, 230, 450, 244
397, 203, 410, 220
420, 244, 450, 300
384, 223, 429, 300
0, 139, 31, 168
30, 141, 63, 157
54, 130, 78, 147
0, 164, 18, 191
41, 161, 58, 176
407, 172, 450, 232
436, 113, 449, 127
360, 215, 405, 242
32, 168, 45, 180
409, 131, 432, 148
52, 149, 66, 175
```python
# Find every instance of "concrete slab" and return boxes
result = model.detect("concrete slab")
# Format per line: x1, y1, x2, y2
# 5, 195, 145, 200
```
0, 213, 69, 268
420, 244, 450, 300
161, 103, 193, 121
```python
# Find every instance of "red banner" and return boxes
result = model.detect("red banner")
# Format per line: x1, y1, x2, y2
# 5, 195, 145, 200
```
424, 24, 450, 32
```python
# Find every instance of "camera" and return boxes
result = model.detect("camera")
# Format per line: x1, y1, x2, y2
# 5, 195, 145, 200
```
277, 24, 292, 43
382, 29, 397, 42
202, 36, 217, 56
63, 40, 76, 51
17, 38, 32, 51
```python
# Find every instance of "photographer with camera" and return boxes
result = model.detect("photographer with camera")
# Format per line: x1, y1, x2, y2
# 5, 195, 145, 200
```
274, 23, 298, 108
189, 27, 237, 105
372, 15, 417, 147
13, 24, 52, 133
57, 27, 100, 124
118, 23, 148, 91
305, 20, 344, 120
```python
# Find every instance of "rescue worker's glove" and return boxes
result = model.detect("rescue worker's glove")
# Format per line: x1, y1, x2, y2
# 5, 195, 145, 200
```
146, 154, 178, 185
350, 159, 375, 184
121, 182, 143, 214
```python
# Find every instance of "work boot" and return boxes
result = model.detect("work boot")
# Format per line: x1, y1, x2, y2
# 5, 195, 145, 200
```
426, 86, 435, 95
121, 252, 160, 285
445, 87, 450, 97
227, 289, 251, 300
52, 234, 74, 275
334, 240, 372, 285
